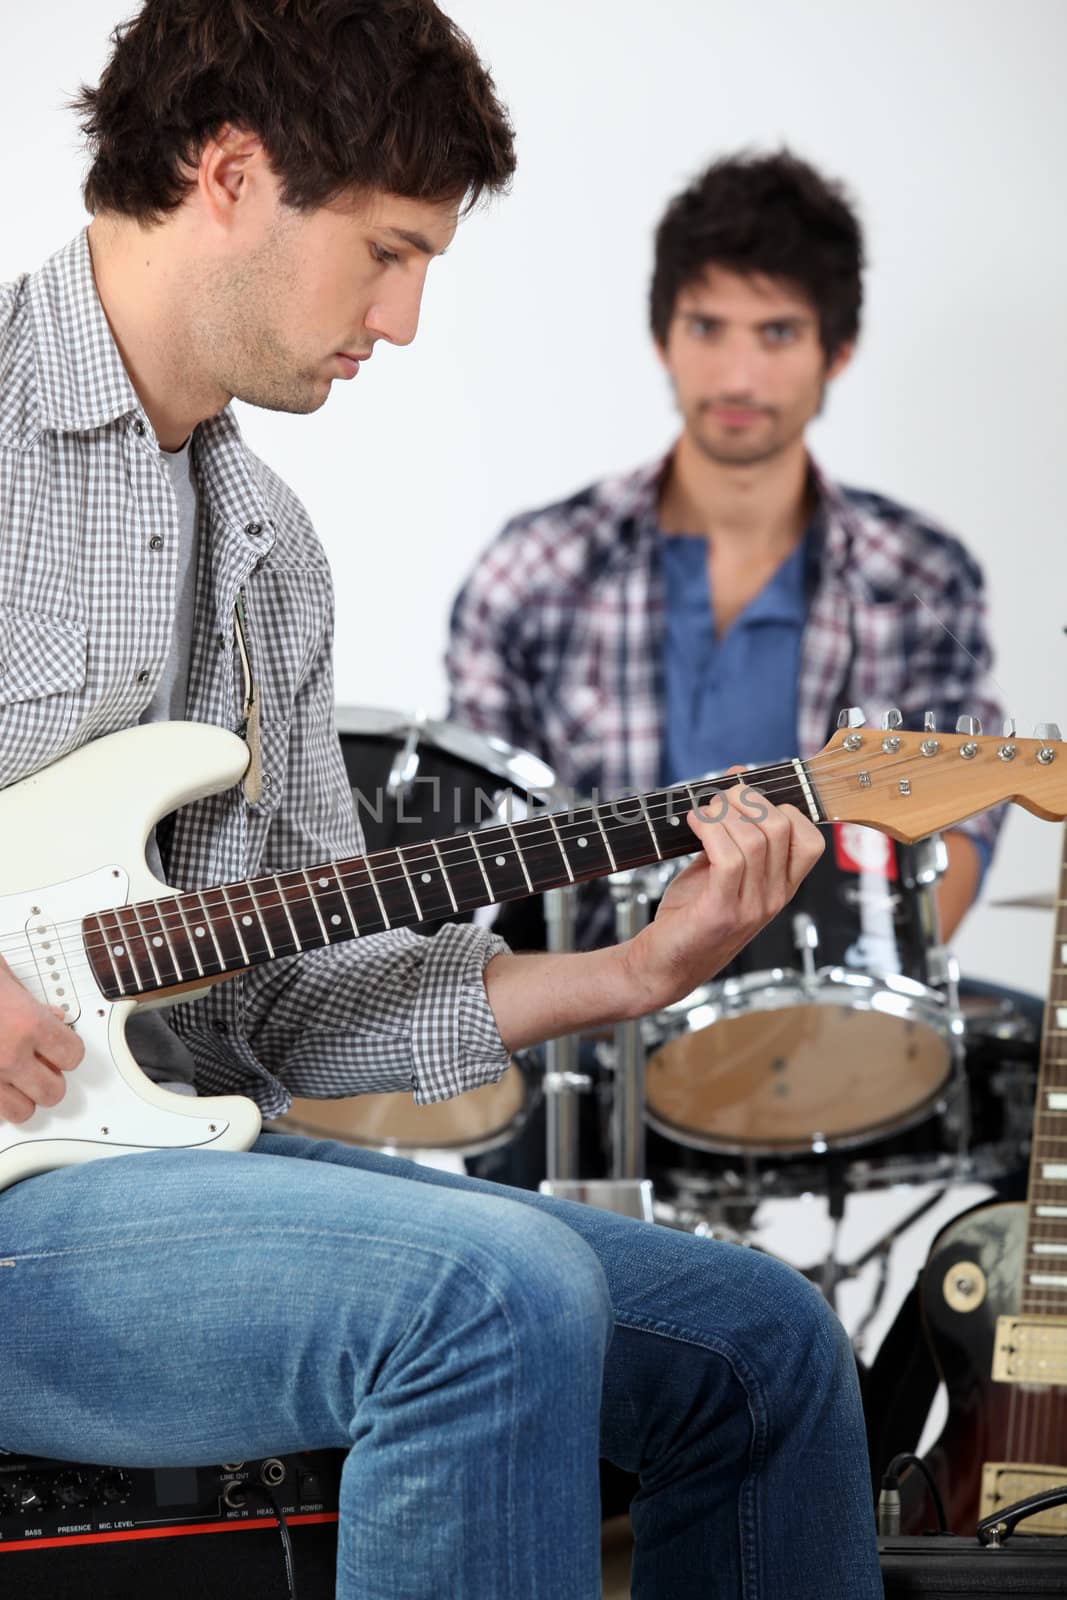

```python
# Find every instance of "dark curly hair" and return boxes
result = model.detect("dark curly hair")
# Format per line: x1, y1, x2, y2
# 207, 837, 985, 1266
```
74, 0, 516, 221
650, 150, 864, 361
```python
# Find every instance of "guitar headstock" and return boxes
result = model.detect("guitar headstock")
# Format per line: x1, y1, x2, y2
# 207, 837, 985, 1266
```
811, 710, 1067, 842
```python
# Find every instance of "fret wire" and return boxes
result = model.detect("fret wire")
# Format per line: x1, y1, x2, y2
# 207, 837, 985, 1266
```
97, 911, 132, 994
219, 884, 252, 965
129, 903, 164, 988
274, 874, 304, 952
468, 834, 495, 899
173, 895, 206, 980
430, 840, 459, 913
593, 806, 618, 871
393, 851, 422, 919
506, 823, 534, 894
362, 858, 392, 929
547, 814, 575, 882
299, 869, 330, 943
246, 881, 276, 960
148, 899, 186, 984
329, 861, 363, 934
643, 803, 663, 860
194, 890, 227, 969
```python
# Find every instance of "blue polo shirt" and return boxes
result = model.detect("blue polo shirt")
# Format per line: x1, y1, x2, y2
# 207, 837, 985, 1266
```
658, 528, 810, 784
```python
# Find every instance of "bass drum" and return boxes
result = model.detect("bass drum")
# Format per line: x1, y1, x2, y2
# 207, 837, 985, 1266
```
269, 708, 561, 1158
644, 827, 960, 1156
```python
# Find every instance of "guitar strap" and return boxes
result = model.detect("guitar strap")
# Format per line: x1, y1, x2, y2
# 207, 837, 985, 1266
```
233, 590, 263, 806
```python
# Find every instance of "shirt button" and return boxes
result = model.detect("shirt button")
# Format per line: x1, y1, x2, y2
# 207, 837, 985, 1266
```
148, 535, 164, 552
133, 419, 146, 437
136, 669, 150, 685
244, 521, 263, 538
262, 773, 273, 789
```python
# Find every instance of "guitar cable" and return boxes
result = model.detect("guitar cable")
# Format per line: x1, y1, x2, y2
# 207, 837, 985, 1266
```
877, 1451, 948, 1537
231, 1480, 298, 1600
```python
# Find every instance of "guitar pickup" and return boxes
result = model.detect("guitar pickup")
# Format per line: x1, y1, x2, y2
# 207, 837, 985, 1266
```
981, 1463, 1067, 1533
25, 915, 81, 1024
993, 1314, 1067, 1384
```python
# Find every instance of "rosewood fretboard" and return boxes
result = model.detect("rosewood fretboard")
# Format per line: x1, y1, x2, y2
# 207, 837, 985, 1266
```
83, 763, 822, 1001
1021, 823, 1067, 1316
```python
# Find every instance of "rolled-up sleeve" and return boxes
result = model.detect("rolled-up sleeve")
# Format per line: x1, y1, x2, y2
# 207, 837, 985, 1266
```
175, 566, 513, 1115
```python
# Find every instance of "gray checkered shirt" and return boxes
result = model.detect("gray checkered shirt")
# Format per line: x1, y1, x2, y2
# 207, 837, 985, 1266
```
0, 232, 510, 1116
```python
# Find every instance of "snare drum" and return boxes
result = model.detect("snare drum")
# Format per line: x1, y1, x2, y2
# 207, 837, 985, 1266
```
644, 827, 960, 1156
280, 1062, 530, 1156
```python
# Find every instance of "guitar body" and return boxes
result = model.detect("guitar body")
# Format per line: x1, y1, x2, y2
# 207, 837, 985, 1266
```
0, 722, 262, 1189
907, 1201, 1067, 1533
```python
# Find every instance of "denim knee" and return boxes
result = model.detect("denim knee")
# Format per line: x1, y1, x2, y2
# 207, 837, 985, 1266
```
475, 1199, 615, 1367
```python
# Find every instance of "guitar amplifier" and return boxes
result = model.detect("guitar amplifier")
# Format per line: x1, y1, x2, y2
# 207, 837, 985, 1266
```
880, 1534, 1067, 1597
0, 1448, 344, 1599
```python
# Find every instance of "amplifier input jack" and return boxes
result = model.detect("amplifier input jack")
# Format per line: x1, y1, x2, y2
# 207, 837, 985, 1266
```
222, 1482, 248, 1511
260, 1458, 286, 1488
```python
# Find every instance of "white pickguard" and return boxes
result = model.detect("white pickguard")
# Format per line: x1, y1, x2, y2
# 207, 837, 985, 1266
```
0, 722, 263, 1190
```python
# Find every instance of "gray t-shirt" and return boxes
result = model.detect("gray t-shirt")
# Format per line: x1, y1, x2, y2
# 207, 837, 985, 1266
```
125, 435, 201, 1090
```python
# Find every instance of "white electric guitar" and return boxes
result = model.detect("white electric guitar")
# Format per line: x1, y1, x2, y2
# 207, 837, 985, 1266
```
2, 714, 1065, 1193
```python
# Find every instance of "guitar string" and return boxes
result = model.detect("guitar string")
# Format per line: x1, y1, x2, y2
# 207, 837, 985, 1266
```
0, 735, 1005, 976
2, 726, 1016, 968
0, 736, 1025, 993
1009, 950, 1065, 1467
0, 743, 885, 976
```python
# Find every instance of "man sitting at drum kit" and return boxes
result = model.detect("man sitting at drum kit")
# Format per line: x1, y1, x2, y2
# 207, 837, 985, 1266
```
448, 147, 1002, 951
0, 4, 886, 1597
447, 146, 1039, 1490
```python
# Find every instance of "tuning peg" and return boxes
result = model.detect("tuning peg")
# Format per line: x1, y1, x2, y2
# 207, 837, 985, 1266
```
1034, 723, 1063, 742
956, 715, 982, 736
881, 708, 903, 731
923, 712, 936, 732
836, 707, 866, 729
1002, 718, 1016, 738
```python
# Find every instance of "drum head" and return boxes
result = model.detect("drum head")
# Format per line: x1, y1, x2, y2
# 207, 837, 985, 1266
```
277, 1062, 528, 1155
645, 998, 952, 1154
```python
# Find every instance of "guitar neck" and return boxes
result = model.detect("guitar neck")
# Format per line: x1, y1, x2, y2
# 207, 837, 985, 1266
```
82, 761, 819, 1001
1022, 821, 1067, 1316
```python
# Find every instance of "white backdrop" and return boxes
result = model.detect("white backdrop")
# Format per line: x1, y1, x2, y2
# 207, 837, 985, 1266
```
4, 0, 1066, 998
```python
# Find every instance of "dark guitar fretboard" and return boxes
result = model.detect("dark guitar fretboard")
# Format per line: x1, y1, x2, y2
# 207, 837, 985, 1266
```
82, 763, 822, 1000
1022, 824, 1067, 1315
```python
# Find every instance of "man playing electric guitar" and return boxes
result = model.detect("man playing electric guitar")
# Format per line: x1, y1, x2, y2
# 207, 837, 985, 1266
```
0, 4, 886, 1597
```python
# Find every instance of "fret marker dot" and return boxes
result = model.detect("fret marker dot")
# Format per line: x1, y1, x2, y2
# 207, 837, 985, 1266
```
194, 927, 205, 938
330, 914, 342, 926
421, 873, 432, 883
670, 816, 680, 827
495, 855, 506, 867
577, 838, 588, 848
241, 915, 253, 927
113, 945, 125, 957
318, 877, 330, 888
152, 936, 164, 947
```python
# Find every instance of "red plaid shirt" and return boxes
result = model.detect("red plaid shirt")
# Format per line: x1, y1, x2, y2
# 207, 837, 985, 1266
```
447, 454, 1004, 859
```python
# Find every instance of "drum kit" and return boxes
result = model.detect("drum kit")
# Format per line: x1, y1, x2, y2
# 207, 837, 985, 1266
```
275, 706, 1039, 1306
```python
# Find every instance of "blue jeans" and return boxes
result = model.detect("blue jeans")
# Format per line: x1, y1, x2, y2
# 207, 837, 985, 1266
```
0, 1134, 881, 1598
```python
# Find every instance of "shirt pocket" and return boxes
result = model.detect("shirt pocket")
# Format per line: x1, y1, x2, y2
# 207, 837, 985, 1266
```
0, 608, 88, 785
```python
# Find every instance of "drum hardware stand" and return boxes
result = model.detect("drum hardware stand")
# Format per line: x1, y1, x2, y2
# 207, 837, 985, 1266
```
819, 1184, 953, 1356
793, 911, 819, 982
537, 885, 639, 1213
540, 871, 656, 1220
539, 886, 588, 1187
